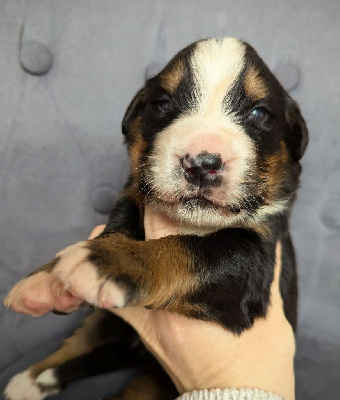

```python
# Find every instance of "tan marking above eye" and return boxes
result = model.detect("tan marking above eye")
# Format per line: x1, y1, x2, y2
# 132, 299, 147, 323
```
244, 66, 269, 101
160, 57, 185, 94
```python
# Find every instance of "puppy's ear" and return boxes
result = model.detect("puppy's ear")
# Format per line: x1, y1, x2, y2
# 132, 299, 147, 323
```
122, 88, 145, 136
285, 97, 309, 161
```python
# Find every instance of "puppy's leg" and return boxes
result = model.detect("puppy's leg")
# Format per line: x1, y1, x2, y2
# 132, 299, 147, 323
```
5, 233, 197, 317
6, 227, 276, 332
4, 310, 140, 400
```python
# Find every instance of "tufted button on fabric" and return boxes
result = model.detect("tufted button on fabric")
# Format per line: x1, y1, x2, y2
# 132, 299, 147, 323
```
273, 61, 300, 92
20, 41, 53, 76
319, 196, 340, 231
92, 185, 117, 214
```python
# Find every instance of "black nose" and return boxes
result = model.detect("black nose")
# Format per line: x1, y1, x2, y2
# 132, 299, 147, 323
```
182, 152, 223, 187
199, 152, 223, 171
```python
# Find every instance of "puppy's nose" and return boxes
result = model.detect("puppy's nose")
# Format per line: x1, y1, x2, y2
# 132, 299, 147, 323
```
182, 152, 223, 187
199, 152, 223, 171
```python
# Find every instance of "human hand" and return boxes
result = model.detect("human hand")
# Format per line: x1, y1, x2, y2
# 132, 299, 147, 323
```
94, 206, 296, 400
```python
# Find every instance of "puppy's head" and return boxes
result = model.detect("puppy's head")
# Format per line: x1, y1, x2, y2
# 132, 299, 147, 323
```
122, 38, 308, 229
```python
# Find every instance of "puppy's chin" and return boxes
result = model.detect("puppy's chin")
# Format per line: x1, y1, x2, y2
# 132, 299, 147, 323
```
145, 195, 245, 233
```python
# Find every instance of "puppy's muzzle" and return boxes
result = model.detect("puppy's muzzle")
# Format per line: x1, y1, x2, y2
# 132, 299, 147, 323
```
181, 152, 223, 187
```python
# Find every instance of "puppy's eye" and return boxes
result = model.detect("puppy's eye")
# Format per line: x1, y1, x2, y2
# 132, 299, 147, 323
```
154, 99, 173, 113
250, 107, 270, 121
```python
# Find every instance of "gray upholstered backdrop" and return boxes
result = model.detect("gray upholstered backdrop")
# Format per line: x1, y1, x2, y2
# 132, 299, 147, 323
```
0, 1, 339, 399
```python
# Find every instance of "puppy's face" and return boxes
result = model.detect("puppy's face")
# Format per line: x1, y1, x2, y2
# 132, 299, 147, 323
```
123, 38, 308, 229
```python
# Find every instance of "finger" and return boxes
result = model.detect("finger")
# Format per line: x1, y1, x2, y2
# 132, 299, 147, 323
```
4, 272, 61, 316
53, 292, 83, 313
4, 272, 83, 316
88, 225, 106, 240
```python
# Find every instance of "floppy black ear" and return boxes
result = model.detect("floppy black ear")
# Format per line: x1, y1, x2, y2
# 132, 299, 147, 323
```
285, 97, 309, 161
122, 88, 145, 136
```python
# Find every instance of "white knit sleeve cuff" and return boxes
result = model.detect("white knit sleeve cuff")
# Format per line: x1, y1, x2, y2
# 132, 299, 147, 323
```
176, 388, 287, 400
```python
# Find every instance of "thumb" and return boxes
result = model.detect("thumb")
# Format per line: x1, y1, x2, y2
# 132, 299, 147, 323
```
88, 225, 106, 239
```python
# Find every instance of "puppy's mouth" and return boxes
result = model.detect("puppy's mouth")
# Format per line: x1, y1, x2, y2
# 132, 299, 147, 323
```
151, 191, 227, 211
179, 192, 218, 207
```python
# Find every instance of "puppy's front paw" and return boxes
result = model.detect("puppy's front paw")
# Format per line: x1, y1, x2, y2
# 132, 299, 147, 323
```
53, 241, 126, 310
4, 369, 59, 400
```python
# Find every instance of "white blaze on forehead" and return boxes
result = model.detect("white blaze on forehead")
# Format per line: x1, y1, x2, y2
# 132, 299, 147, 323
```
191, 38, 246, 115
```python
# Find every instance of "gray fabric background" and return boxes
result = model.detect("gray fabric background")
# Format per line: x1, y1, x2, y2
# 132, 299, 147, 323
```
0, 1, 339, 399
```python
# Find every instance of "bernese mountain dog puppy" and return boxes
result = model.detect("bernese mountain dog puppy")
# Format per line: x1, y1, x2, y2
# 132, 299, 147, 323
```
4, 37, 308, 400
